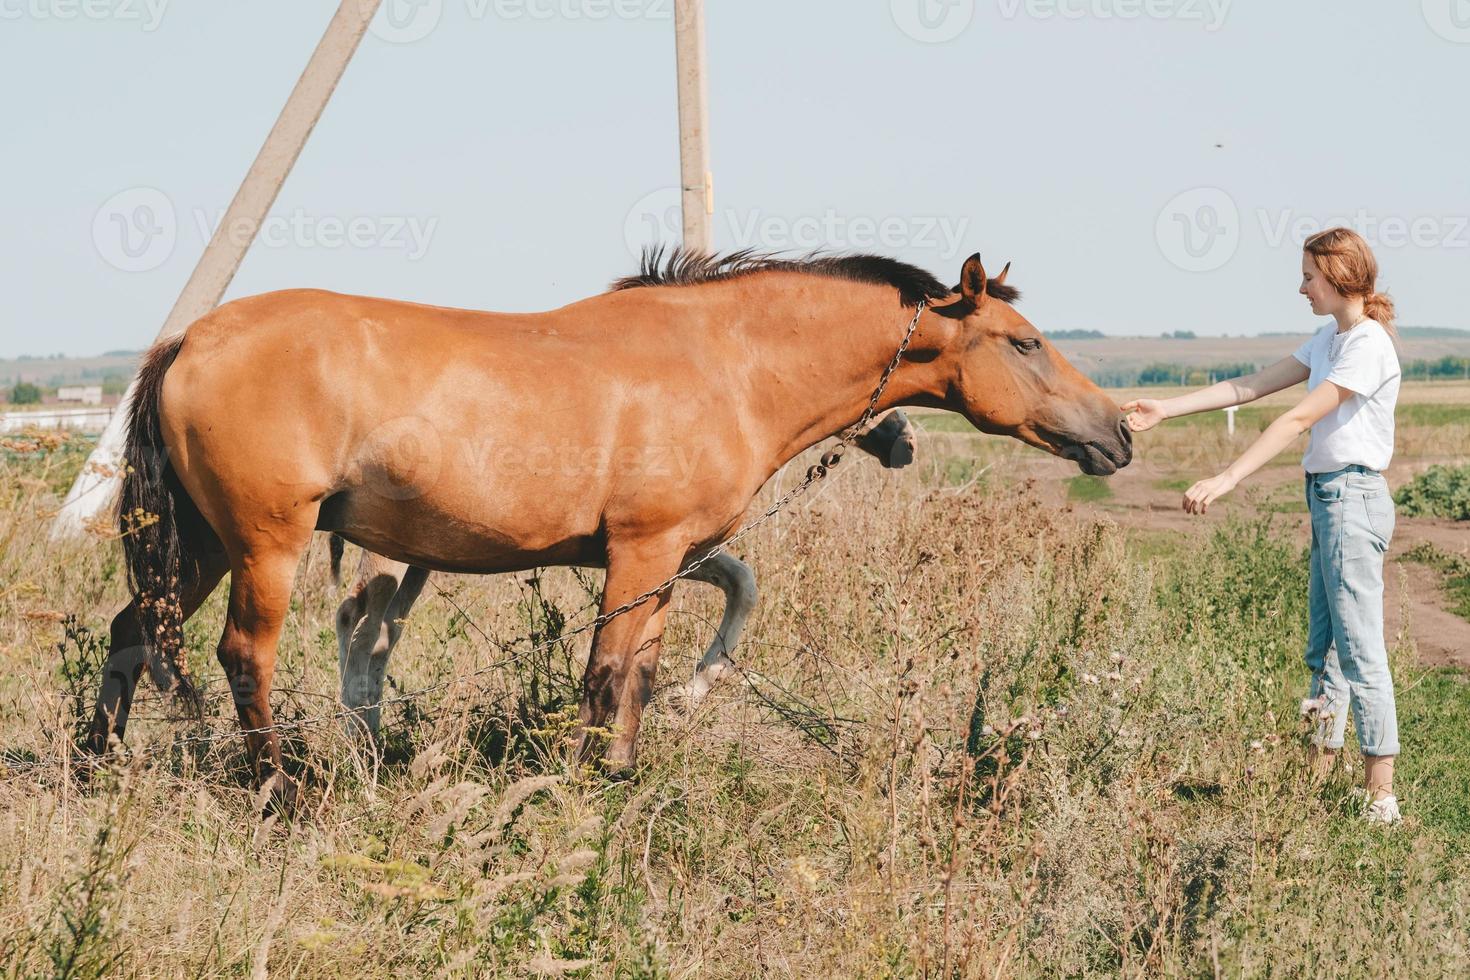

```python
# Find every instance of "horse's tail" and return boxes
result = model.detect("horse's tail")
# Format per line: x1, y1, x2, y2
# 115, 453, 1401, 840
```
329, 533, 346, 586
120, 333, 218, 702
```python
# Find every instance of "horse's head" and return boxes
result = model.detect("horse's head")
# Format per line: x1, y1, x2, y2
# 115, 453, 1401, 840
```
938, 254, 1132, 475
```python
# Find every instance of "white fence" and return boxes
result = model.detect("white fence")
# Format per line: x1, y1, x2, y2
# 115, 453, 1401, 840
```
2, 406, 114, 434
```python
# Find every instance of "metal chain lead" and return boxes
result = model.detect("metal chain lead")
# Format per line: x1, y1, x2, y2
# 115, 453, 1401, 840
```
24, 301, 929, 766
588, 298, 926, 622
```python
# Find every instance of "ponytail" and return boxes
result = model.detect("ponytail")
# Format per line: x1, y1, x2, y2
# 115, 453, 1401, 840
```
1363, 291, 1396, 335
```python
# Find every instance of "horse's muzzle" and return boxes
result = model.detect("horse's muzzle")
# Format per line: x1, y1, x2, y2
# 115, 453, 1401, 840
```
1062, 418, 1133, 476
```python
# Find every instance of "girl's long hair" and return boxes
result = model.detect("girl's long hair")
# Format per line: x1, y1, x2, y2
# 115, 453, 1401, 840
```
1303, 226, 1396, 337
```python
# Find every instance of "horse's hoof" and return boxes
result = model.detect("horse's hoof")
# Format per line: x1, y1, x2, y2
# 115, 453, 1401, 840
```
681, 679, 710, 710
339, 709, 381, 743
684, 658, 733, 708
73, 732, 122, 787
595, 743, 638, 781
259, 770, 301, 819
72, 754, 100, 787
595, 758, 637, 782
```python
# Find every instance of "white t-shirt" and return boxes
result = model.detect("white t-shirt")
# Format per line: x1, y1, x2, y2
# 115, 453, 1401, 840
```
1291, 319, 1400, 474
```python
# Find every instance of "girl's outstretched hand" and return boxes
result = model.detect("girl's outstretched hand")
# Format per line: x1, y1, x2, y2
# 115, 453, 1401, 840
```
1121, 398, 1167, 432
1183, 473, 1238, 514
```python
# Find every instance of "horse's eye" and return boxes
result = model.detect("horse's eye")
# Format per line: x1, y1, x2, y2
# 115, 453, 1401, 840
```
1012, 337, 1043, 353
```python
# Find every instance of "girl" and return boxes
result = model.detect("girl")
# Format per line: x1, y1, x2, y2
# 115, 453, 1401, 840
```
1123, 227, 1403, 824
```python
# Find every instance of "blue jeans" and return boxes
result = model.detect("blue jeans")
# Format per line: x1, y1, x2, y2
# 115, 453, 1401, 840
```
1303, 466, 1399, 757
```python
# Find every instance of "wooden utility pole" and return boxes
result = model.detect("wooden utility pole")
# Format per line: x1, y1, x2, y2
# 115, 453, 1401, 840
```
673, 0, 712, 253
53, 0, 383, 540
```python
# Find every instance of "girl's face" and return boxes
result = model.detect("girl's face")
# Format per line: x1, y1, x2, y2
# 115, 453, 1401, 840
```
1299, 252, 1343, 317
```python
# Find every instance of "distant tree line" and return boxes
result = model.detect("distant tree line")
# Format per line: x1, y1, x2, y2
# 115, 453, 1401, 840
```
1402, 356, 1470, 381
1045, 329, 1107, 340
5, 382, 42, 405
1087, 356, 1470, 387
0, 368, 132, 393
1083, 362, 1258, 387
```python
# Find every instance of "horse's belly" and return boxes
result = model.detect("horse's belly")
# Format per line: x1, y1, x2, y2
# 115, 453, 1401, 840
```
320, 469, 606, 575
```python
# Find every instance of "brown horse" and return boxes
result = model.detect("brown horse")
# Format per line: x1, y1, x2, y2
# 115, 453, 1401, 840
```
89, 249, 1131, 798
328, 409, 920, 735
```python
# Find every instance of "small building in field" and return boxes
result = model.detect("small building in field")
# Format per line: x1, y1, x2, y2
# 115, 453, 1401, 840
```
56, 385, 103, 406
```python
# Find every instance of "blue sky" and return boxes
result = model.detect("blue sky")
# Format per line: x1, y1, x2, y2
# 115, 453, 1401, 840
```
2, 0, 1467, 356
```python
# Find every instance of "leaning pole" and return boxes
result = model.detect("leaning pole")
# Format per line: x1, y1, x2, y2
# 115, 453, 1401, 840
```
51, 0, 383, 541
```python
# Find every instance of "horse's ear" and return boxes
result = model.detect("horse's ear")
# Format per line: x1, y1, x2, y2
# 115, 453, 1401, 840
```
958, 253, 987, 306
993, 261, 1011, 287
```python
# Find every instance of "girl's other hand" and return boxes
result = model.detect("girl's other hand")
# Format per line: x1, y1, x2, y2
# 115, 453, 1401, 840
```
1183, 473, 1238, 514
1121, 398, 1167, 432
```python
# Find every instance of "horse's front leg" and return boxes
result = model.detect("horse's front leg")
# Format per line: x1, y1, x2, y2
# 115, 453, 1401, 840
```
578, 538, 685, 772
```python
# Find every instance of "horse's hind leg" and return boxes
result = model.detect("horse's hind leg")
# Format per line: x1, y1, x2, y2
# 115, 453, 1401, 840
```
86, 549, 229, 756
337, 557, 427, 737
217, 528, 313, 803
368, 565, 429, 725
336, 553, 401, 737
682, 552, 758, 704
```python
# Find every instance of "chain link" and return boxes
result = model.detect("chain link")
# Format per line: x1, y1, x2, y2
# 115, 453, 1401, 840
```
13, 301, 928, 770
587, 298, 925, 621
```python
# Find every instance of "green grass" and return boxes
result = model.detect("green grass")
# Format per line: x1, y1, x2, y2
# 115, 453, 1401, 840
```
1397, 669, 1470, 842
937, 454, 991, 487
1256, 481, 1309, 515
1401, 542, 1470, 621
1066, 473, 1113, 502
1123, 527, 1188, 563
912, 412, 977, 434
1397, 403, 1470, 427
1152, 402, 1470, 433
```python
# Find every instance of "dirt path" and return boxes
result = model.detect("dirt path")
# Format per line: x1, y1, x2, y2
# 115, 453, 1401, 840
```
1014, 455, 1470, 671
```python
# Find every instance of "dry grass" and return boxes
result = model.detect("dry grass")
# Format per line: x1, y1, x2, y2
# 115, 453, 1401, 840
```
2, 432, 1468, 977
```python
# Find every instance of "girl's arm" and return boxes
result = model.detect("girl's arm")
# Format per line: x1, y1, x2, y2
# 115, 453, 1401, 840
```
1122, 355, 1310, 430
1181, 379, 1355, 514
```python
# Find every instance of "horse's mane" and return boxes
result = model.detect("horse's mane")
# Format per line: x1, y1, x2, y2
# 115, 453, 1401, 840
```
612, 245, 1020, 308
